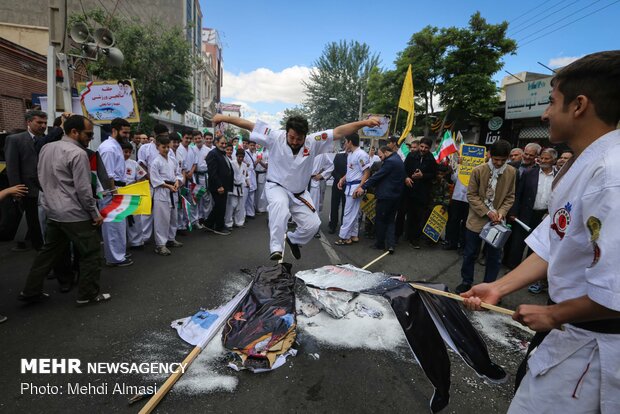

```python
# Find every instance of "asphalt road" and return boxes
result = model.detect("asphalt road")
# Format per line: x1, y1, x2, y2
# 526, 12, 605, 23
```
0, 192, 547, 414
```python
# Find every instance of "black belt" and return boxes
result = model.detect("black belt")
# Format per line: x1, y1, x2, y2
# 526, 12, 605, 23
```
114, 181, 126, 187
195, 170, 208, 176
267, 180, 315, 212
549, 299, 620, 334
256, 171, 267, 174
164, 180, 176, 209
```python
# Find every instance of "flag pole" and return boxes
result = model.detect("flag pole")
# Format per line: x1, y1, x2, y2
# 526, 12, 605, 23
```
393, 109, 400, 136
362, 251, 391, 270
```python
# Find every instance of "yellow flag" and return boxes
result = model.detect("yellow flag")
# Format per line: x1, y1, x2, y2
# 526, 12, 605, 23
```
117, 180, 152, 215
398, 64, 415, 144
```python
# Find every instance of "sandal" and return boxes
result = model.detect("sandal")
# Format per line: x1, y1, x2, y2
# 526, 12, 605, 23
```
350, 237, 360, 243
334, 239, 352, 246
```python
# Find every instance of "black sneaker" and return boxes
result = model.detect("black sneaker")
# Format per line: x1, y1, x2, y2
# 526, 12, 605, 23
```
388, 247, 395, 255
76, 293, 111, 306
286, 236, 301, 260
18, 292, 50, 303
270, 251, 283, 261
314, 232, 321, 238
106, 259, 134, 267
455, 283, 472, 295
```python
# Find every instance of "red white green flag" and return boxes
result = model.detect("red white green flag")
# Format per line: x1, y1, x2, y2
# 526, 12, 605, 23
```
100, 194, 141, 222
88, 153, 105, 199
432, 131, 458, 163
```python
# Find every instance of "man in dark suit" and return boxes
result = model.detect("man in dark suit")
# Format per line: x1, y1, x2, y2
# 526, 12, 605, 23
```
400, 137, 436, 248
205, 134, 233, 235
5, 110, 49, 250
504, 148, 557, 269
328, 149, 347, 234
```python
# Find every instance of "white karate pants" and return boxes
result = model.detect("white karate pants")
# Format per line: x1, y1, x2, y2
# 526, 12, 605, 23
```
99, 195, 127, 263
265, 182, 320, 253
245, 189, 256, 217
225, 194, 245, 228
126, 215, 144, 247
339, 194, 361, 240
255, 174, 268, 212
153, 198, 177, 247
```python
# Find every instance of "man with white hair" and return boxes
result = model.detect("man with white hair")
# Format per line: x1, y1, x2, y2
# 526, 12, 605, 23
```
509, 148, 524, 164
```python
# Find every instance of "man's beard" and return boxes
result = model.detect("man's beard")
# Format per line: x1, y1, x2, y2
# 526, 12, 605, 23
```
288, 143, 302, 155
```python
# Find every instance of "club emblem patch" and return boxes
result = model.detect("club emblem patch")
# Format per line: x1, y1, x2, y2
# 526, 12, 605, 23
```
303, 147, 310, 157
550, 202, 572, 239
586, 216, 601, 268
321, 133, 328, 141
314, 135, 321, 141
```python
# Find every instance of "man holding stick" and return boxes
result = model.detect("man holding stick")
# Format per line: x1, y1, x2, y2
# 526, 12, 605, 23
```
212, 114, 379, 260
462, 51, 620, 414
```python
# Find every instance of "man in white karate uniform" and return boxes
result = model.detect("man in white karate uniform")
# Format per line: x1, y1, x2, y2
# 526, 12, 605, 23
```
309, 152, 334, 238
98, 118, 133, 266
462, 51, 620, 414
190, 131, 212, 229
176, 130, 196, 232
335, 133, 371, 245
212, 114, 379, 260
254, 146, 269, 213
244, 141, 258, 219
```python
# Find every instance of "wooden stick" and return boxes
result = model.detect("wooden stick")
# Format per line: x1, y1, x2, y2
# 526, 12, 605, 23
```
361, 251, 390, 270
409, 282, 514, 316
138, 346, 201, 414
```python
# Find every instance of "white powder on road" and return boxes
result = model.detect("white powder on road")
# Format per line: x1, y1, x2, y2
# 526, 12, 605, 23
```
469, 311, 532, 349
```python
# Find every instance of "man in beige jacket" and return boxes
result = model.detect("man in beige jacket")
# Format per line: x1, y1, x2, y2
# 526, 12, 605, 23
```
455, 139, 516, 294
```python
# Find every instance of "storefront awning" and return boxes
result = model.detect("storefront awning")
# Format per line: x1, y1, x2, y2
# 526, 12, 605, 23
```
518, 126, 549, 140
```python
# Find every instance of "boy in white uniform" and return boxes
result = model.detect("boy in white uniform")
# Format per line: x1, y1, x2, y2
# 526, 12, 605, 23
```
190, 131, 212, 229
309, 152, 334, 213
462, 51, 620, 414
176, 130, 196, 232
225, 148, 248, 228
122, 142, 147, 248
243, 141, 258, 218
213, 114, 380, 260
336, 134, 371, 245
149, 136, 183, 256
254, 146, 269, 213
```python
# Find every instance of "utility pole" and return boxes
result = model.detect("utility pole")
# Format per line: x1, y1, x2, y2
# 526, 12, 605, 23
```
47, 0, 69, 125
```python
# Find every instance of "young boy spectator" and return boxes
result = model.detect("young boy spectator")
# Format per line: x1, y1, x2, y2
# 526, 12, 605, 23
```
121, 142, 147, 249
225, 148, 248, 229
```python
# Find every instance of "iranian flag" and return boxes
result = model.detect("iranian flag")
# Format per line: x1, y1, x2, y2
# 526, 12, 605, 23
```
190, 182, 207, 202
88, 152, 105, 199
100, 194, 141, 222
432, 131, 458, 163
179, 194, 193, 231
397, 142, 410, 161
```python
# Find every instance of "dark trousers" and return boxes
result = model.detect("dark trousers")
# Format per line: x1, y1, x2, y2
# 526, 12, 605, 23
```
395, 197, 407, 240
460, 229, 501, 285
206, 190, 227, 230
23, 219, 102, 300
445, 200, 469, 248
328, 185, 345, 231
504, 209, 547, 269
375, 198, 399, 249
21, 197, 44, 249
405, 198, 426, 242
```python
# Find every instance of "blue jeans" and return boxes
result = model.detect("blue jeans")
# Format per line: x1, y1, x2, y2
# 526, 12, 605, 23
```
460, 228, 501, 285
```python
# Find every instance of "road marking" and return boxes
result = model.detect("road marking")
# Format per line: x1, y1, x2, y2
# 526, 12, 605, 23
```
318, 230, 342, 264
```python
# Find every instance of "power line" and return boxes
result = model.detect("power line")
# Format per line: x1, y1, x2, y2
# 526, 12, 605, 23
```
518, 0, 620, 48
511, 0, 581, 36
508, 0, 557, 26
509, 0, 568, 31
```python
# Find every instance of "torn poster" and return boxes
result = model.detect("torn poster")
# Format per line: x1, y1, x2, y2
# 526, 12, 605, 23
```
296, 265, 507, 413
223, 263, 297, 373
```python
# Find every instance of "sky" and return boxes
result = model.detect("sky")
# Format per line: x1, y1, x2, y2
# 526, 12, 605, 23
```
200, 0, 620, 126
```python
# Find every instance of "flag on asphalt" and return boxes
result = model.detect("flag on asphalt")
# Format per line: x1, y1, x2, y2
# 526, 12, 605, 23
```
432, 131, 458, 163
100, 194, 141, 222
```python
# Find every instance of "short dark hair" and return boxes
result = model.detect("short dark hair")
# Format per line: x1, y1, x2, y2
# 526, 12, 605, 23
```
156, 136, 170, 146
203, 130, 214, 137
236, 148, 245, 157
153, 124, 169, 136
120, 141, 133, 150
25, 110, 47, 121
53, 116, 62, 127
551, 50, 620, 125
378, 145, 391, 154
192, 130, 202, 137
285, 115, 309, 136
489, 139, 512, 157
345, 133, 360, 147
63, 115, 92, 135
248, 140, 256, 145
111, 117, 130, 132
169, 133, 181, 142
388, 135, 399, 143
420, 137, 433, 147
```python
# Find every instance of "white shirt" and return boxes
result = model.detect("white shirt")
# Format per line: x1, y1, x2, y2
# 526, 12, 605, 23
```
250, 120, 334, 194
533, 168, 554, 210
137, 142, 158, 170
192, 145, 211, 172
525, 130, 620, 410
346, 147, 371, 183
124, 159, 146, 185
310, 153, 334, 188
230, 160, 248, 196
98, 137, 125, 182
177, 144, 196, 172
244, 150, 257, 191
150, 154, 182, 202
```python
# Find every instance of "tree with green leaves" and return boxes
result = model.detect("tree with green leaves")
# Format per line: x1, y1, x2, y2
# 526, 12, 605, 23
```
303, 40, 380, 130
279, 105, 313, 129
69, 9, 196, 131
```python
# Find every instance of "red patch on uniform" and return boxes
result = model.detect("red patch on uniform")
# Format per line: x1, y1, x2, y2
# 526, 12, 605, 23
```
550, 202, 572, 239
303, 147, 310, 157
126, 168, 131, 175
321, 132, 328, 141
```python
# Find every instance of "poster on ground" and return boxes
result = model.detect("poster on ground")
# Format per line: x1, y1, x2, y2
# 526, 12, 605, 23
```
423, 205, 449, 243
458, 144, 486, 187
77, 80, 140, 124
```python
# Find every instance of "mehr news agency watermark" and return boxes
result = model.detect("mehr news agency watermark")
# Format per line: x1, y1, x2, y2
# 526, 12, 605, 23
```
19, 359, 187, 396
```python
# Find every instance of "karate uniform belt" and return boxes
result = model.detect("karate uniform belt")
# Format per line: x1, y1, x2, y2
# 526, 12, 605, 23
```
164, 180, 176, 209
549, 299, 620, 334
345, 179, 361, 186
195, 170, 208, 175
114, 180, 126, 187
267, 180, 316, 213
